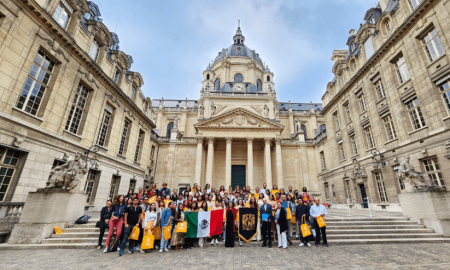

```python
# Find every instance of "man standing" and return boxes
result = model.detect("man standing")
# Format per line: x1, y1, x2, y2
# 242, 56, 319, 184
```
260, 198, 272, 248
260, 183, 267, 195
280, 195, 293, 245
254, 187, 260, 198
296, 198, 311, 247
310, 199, 328, 247
160, 202, 174, 252
159, 183, 171, 196
170, 189, 178, 202
119, 198, 142, 257
246, 186, 251, 195
287, 186, 294, 196
176, 193, 184, 207
232, 192, 239, 205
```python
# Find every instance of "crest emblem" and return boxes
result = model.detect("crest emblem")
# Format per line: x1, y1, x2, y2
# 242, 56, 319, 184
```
242, 214, 256, 231
199, 219, 209, 230
235, 112, 245, 126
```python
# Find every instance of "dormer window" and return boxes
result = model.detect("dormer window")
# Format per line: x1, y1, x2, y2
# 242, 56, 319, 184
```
130, 86, 136, 100
88, 39, 100, 61
364, 36, 375, 60
408, 0, 423, 10
53, 2, 72, 29
370, 17, 376, 24
113, 67, 121, 83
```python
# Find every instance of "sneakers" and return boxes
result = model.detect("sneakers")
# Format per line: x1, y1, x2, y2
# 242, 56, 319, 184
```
164, 248, 169, 252
117, 247, 120, 251
307, 243, 311, 247
155, 245, 159, 249
299, 242, 304, 247
103, 247, 108, 253
128, 250, 133, 254
239, 240, 243, 246
97, 246, 101, 250
211, 240, 215, 245
134, 246, 140, 251
215, 239, 219, 244
159, 249, 163, 253
140, 249, 145, 254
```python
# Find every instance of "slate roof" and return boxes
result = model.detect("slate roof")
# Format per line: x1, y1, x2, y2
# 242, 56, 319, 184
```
151, 99, 199, 109
213, 44, 263, 66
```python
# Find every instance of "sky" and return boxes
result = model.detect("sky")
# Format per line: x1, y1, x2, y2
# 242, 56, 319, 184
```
92, 0, 379, 103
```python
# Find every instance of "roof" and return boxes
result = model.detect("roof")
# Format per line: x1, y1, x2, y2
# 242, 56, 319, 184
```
384, 0, 399, 13
151, 99, 199, 109
278, 102, 323, 112
213, 44, 263, 66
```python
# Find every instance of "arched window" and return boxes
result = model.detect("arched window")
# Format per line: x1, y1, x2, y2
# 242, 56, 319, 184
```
257, 79, 262, 91
166, 122, 174, 137
267, 75, 270, 82
206, 74, 210, 80
301, 125, 307, 140
319, 124, 326, 133
214, 78, 220, 90
234, 73, 243, 83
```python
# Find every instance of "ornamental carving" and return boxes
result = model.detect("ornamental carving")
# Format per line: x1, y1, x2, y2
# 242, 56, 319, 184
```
105, 92, 121, 107
251, 105, 263, 116
78, 67, 99, 88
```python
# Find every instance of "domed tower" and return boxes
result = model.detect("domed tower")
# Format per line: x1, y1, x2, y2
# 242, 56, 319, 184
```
202, 63, 214, 91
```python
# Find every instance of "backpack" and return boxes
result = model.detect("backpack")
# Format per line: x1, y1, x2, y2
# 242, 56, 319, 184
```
107, 237, 120, 252
75, 215, 91, 224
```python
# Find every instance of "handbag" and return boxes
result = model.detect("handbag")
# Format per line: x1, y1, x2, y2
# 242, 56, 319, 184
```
95, 221, 100, 228
129, 225, 140, 240
301, 216, 312, 237
140, 231, 154, 250
54, 227, 63, 234
317, 215, 326, 228
176, 221, 187, 233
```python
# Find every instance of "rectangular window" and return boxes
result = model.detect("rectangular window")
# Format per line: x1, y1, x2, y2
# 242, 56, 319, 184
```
84, 170, 98, 204
406, 98, 426, 130
16, 51, 55, 116
344, 104, 351, 122
394, 55, 410, 84
374, 79, 386, 100
346, 181, 352, 200
150, 145, 156, 160
421, 28, 444, 62
340, 73, 345, 88
439, 80, 450, 115
383, 115, 397, 141
130, 86, 136, 100
339, 144, 346, 161
325, 184, 330, 199
118, 119, 130, 156
423, 157, 446, 187
88, 39, 100, 61
332, 185, 336, 198
320, 151, 326, 170
365, 126, 376, 149
350, 135, 358, 156
334, 113, 341, 130
53, 3, 71, 29
96, 104, 113, 147
134, 130, 144, 163
129, 179, 137, 193
374, 171, 388, 202
358, 94, 367, 113
0, 147, 19, 202
109, 175, 120, 199
65, 84, 89, 134
408, 0, 424, 10
113, 67, 121, 83
364, 37, 375, 60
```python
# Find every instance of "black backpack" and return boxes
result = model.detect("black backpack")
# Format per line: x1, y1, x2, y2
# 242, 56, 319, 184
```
107, 237, 120, 252
75, 215, 91, 224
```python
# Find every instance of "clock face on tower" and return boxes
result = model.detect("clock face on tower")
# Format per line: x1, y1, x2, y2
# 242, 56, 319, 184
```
231, 82, 246, 92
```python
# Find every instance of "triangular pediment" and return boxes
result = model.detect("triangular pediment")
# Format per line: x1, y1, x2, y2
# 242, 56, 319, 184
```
194, 108, 284, 132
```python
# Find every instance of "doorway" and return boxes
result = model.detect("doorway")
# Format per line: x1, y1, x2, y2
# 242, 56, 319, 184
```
359, 184, 368, 208
231, 165, 246, 190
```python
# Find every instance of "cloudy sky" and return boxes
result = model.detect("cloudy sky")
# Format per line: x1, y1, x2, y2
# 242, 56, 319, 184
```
93, 0, 379, 103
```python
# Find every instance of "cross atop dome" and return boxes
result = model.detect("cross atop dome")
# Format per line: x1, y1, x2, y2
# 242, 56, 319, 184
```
233, 20, 245, 45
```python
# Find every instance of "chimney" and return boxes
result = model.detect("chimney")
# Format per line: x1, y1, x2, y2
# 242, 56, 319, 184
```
349, 29, 355, 36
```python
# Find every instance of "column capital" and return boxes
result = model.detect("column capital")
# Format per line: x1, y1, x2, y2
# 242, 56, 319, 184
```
196, 137, 204, 144
207, 137, 215, 144
275, 137, 282, 145
246, 137, 254, 144
225, 137, 232, 144
264, 137, 272, 144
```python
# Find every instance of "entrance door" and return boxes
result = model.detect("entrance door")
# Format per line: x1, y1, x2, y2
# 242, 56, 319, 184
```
359, 184, 368, 208
231, 165, 246, 190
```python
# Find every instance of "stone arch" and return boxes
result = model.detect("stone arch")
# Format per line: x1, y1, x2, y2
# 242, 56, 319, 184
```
88, 21, 114, 47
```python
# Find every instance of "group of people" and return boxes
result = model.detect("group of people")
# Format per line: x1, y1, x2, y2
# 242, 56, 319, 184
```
98, 183, 329, 257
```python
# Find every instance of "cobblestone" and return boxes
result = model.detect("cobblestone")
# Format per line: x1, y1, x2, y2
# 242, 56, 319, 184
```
1, 243, 449, 270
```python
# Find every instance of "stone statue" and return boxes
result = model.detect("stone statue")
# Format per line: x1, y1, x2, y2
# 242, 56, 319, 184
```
46, 152, 88, 190
397, 155, 434, 188
173, 115, 179, 129
211, 102, 216, 117
295, 118, 301, 132
274, 106, 279, 118
199, 104, 204, 116
263, 104, 269, 118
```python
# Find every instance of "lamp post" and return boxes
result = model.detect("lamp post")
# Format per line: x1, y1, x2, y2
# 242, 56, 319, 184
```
84, 145, 99, 167
371, 149, 386, 169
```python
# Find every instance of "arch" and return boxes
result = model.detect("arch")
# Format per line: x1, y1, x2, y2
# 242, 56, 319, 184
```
319, 124, 326, 133
214, 78, 220, 90
166, 122, 174, 137
257, 79, 262, 91
115, 51, 132, 70
127, 71, 144, 87
234, 73, 243, 82
301, 125, 307, 140
349, 58, 357, 73
267, 75, 270, 82
206, 74, 210, 80
87, 21, 114, 47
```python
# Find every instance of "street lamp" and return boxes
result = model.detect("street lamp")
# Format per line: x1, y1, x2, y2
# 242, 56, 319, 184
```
371, 149, 386, 168
85, 145, 99, 167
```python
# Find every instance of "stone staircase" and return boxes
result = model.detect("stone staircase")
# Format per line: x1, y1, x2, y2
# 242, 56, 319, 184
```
0, 215, 449, 249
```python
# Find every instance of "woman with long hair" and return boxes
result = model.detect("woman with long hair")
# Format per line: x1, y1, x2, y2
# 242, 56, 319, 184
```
219, 185, 225, 196
105, 195, 126, 253
275, 202, 288, 249
185, 185, 192, 196
198, 201, 209, 248
184, 201, 198, 250
143, 189, 149, 198
265, 189, 271, 199
204, 184, 211, 194
225, 201, 237, 248
236, 199, 244, 246
171, 204, 185, 250
150, 183, 158, 197
127, 198, 133, 206
142, 202, 158, 253
287, 194, 296, 239
269, 193, 277, 243
210, 186, 216, 196
125, 189, 134, 200
193, 192, 200, 201
183, 190, 189, 200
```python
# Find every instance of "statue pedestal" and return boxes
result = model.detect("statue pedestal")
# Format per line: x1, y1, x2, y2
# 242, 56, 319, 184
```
8, 188, 87, 244
170, 127, 180, 142
399, 186, 450, 237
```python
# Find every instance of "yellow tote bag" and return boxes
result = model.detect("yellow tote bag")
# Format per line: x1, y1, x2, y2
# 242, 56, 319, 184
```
301, 216, 311, 237
149, 196, 156, 204
54, 227, 63, 234
129, 225, 140, 240
176, 221, 187, 233
286, 208, 292, 219
290, 215, 296, 224
236, 209, 239, 223
152, 226, 162, 240
163, 225, 171, 240
164, 200, 173, 208
317, 215, 326, 228
140, 231, 154, 250
271, 190, 279, 195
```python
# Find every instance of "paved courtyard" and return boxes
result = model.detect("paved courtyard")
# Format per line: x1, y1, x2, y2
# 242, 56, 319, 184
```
1, 243, 449, 270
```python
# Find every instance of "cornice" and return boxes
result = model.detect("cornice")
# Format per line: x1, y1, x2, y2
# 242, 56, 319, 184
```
320, 0, 439, 115
18, 0, 155, 129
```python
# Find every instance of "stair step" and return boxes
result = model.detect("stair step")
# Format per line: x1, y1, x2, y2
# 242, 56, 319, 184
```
43, 238, 104, 244
325, 217, 408, 221
325, 221, 418, 225
326, 233, 442, 239
326, 225, 425, 229
326, 228, 435, 234
326, 238, 450, 245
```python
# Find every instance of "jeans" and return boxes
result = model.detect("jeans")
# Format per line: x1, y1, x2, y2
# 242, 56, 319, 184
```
160, 227, 169, 249
106, 217, 123, 246
98, 220, 107, 246
297, 222, 310, 244
276, 224, 287, 248
119, 225, 137, 251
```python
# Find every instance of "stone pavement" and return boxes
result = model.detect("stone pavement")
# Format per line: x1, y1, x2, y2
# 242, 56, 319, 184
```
1, 243, 450, 270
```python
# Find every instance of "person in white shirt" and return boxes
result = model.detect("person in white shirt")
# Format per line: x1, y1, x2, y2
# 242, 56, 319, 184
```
310, 198, 328, 247
260, 183, 267, 196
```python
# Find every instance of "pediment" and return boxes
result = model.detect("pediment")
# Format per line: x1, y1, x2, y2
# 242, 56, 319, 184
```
194, 108, 284, 131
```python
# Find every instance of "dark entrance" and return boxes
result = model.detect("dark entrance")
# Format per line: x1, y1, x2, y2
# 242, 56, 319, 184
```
231, 165, 246, 190
359, 184, 368, 208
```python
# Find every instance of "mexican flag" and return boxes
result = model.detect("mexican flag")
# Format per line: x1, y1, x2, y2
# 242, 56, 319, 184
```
185, 210, 223, 238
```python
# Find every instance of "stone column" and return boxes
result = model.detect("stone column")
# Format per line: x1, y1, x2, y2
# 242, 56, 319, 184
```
205, 137, 215, 186
225, 137, 232, 189
288, 111, 294, 138
194, 137, 204, 185
275, 137, 284, 189
247, 137, 254, 190
264, 138, 273, 188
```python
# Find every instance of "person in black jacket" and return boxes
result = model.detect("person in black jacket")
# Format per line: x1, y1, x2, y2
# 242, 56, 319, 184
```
275, 202, 289, 249
295, 198, 311, 247
97, 200, 112, 250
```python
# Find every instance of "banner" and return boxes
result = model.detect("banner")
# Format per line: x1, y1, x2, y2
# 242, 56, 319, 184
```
185, 210, 223, 238
238, 207, 258, 243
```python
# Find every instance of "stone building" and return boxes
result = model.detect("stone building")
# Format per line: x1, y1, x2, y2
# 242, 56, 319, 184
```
316, 0, 450, 211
